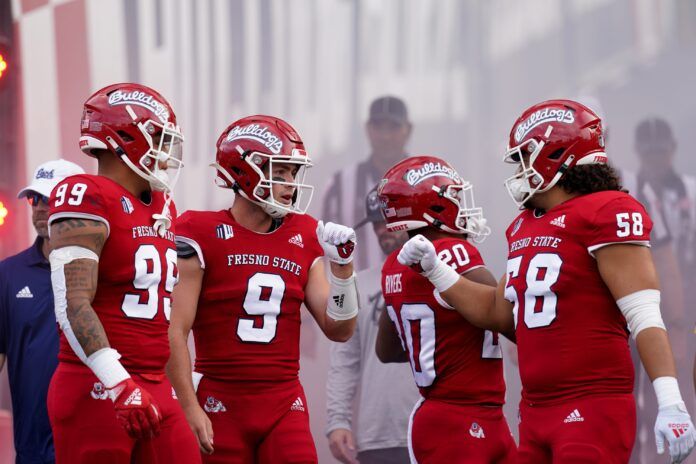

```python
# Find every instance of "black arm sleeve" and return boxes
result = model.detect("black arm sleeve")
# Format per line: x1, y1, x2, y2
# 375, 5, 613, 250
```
176, 239, 197, 259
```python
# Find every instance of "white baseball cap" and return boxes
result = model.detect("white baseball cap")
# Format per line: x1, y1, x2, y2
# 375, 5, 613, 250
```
17, 159, 86, 199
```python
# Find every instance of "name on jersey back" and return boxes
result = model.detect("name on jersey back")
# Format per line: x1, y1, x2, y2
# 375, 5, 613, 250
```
384, 273, 402, 294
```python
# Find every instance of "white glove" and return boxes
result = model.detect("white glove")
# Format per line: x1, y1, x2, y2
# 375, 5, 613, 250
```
397, 235, 460, 293
397, 235, 437, 273
317, 221, 356, 265
655, 403, 696, 463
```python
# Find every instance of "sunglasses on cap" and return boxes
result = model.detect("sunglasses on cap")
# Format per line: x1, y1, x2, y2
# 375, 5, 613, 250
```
27, 192, 49, 206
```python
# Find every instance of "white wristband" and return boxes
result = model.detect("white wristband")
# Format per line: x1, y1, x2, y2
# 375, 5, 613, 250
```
327, 272, 359, 321
653, 376, 685, 409
85, 347, 131, 389
424, 259, 461, 293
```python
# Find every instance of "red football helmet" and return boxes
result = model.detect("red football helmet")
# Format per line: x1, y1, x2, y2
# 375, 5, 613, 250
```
504, 99, 606, 207
211, 115, 313, 218
79, 83, 184, 194
377, 156, 489, 241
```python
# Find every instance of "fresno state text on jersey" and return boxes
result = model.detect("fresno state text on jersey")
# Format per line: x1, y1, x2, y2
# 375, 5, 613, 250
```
175, 210, 324, 382
505, 190, 652, 404
48, 174, 178, 374
382, 237, 505, 406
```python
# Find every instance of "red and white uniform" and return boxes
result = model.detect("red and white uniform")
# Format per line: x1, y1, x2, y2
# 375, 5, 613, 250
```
47, 174, 199, 463
382, 237, 515, 464
175, 209, 324, 464
505, 190, 652, 463
49, 175, 177, 371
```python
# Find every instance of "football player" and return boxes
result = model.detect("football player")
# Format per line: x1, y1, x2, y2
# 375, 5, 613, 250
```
375, 156, 517, 464
167, 115, 359, 463
397, 100, 696, 463
47, 83, 201, 463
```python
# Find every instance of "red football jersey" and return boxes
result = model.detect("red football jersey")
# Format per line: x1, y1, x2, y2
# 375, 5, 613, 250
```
48, 174, 178, 374
505, 190, 652, 404
381, 237, 506, 406
175, 210, 324, 382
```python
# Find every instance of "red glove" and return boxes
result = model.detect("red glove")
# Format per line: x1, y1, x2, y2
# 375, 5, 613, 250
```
108, 378, 162, 439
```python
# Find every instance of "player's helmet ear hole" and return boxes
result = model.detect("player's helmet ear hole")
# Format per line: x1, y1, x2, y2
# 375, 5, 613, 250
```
548, 148, 565, 160
430, 205, 445, 213
117, 131, 135, 142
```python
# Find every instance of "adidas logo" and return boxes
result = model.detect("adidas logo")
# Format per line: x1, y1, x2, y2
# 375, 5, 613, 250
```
290, 397, 305, 412
289, 234, 304, 248
124, 388, 142, 406
550, 214, 566, 228
669, 422, 692, 438
564, 409, 584, 423
15, 286, 33, 298
333, 294, 345, 308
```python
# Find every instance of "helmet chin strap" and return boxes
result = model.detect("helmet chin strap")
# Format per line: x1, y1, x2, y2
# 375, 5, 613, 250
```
260, 202, 289, 219
467, 216, 491, 243
210, 162, 237, 188
149, 169, 169, 192
505, 176, 533, 205
535, 154, 576, 196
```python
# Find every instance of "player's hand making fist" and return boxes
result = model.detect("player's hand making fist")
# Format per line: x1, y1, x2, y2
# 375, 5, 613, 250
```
108, 378, 162, 440
397, 234, 437, 273
317, 221, 356, 265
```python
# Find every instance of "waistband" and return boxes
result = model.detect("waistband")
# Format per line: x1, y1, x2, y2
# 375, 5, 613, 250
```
421, 398, 505, 420
56, 361, 166, 382
520, 392, 634, 408
194, 372, 302, 394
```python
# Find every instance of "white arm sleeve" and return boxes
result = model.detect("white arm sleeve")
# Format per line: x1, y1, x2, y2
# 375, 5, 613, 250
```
616, 289, 665, 340
49, 246, 130, 388
50, 246, 100, 362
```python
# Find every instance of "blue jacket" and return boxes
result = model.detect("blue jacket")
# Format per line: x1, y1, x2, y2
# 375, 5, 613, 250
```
0, 238, 58, 464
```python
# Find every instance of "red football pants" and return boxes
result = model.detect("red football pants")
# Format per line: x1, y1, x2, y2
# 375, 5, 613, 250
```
408, 398, 517, 464
518, 393, 636, 464
196, 376, 317, 464
47, 362, 201, 464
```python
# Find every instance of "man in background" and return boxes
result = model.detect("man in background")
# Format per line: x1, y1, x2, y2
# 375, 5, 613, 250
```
0, 159, 84, 463
326, 187, 415, 464
322, 96, 412, 271
622, 117, 696, 463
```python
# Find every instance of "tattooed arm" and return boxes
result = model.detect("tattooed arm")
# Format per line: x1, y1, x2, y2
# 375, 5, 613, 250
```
49, 217, 163, 438
50, 218, 109, 356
